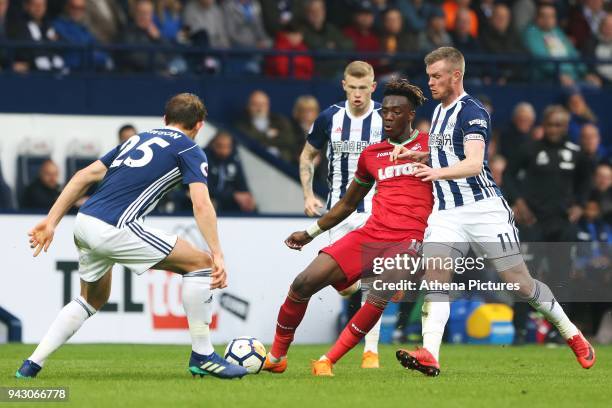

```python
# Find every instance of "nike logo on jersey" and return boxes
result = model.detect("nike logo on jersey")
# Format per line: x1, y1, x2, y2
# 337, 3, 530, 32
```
378, 163, 416, 180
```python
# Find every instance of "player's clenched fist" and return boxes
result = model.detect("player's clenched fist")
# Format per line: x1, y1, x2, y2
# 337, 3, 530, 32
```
284, 231, 313, 251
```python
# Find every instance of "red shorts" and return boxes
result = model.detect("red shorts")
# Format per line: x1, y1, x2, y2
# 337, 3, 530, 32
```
321, 227, 422, 292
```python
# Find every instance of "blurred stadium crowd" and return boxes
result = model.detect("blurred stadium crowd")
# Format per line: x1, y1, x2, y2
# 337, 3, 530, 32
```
0, 0, 611, 84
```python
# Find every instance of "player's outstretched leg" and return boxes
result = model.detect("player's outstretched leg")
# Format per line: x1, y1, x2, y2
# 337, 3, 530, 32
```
498, 262, 595, 369
155, 238, 247, 379
264, 253, 345, 374
16, 269, 111, 379
313, 297, 386, 376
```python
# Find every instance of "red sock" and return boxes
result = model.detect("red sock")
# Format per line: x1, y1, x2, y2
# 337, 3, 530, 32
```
326, 302, 385, 364
270, 289, 309, 359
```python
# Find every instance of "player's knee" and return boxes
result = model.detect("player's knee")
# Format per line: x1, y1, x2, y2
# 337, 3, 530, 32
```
291, 272, 317, 298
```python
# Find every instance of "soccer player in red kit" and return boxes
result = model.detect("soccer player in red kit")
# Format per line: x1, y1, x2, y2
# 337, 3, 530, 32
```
263, 79, 433, 376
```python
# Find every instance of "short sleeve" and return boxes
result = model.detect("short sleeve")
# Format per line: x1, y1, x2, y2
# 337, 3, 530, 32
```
306, 111, 331, 149
178, 145, 208, 185
353, 150, 374, 186
460, 103, 489, 144
99, 145, 121, 168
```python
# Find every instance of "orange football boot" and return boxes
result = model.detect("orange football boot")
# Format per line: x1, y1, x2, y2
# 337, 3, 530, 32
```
567, 331, 596, 369
361, 351, 380, 369
311, 358, 334, 376
262, 354, 287, 373
396, 347, 440, 377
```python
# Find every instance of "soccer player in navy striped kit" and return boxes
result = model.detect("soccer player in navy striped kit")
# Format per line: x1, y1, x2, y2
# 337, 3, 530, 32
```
295, 61, 385, 369
392, 47, 595, 376
17, 93, 247, 379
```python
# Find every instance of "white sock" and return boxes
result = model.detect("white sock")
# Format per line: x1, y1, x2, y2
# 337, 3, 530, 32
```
361, 300, 381, 354
421, 292, 450, 362
182, 270, 214, 356
527, 280, 578, 339
29, 296, 96, 366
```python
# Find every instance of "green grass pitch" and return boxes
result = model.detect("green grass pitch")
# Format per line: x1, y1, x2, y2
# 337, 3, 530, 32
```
1, 343, 610, 408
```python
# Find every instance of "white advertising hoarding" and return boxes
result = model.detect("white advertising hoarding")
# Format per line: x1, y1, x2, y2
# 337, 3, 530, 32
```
0, 215, 342, 344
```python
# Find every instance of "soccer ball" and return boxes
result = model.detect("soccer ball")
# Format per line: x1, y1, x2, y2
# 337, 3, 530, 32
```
224, 336, 266, 374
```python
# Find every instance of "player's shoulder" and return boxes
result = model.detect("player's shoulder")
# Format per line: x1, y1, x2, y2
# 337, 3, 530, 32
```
319, 102, 345, 120
414, 131, 429, 149
459, 94, 489, 117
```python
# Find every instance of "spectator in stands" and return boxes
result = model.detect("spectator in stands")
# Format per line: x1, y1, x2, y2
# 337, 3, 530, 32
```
396, 0, 442, 34
204, 130, 257, 213
52, 0, 112, 71
182, 0, 230, 48
499, 102, 536, 163
0, 0, 8, 69
20, 159, 61, 210
153, 0, 184, 43
480, 4, 526, 82
118, 123, 137, 143
417, 8, 453, 52
378, 7, 419, 76
522, 4, 590, 86
586, 13, 612, 84
265, 21, 313, 79
451, 7, 481, 54
474, 0, 494, 29
119, 0, 169, 72
235, 90, 297, 163
342, 3, 381, 69
260, 0, 301, 37
566, 90, 598, 143
300, 0, 353, 78
580, 123, 605, 172
291, 94, 319, 145
84, 0, 127, 44
443, 0, 478, 37
222, 0, 271, 49
7, 0, 65, 73
592, 163, 612, 223
567, 0, 607, 53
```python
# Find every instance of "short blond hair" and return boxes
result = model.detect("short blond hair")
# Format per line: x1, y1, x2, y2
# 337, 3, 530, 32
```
424, 47, 465, 75
344, 61, 375, 79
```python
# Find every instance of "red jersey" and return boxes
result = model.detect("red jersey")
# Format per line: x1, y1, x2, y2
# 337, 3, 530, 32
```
353, 131, 433, 238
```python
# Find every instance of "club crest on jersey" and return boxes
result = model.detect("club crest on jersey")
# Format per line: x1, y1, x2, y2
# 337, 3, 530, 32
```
332, 140, 370, 155
378, 163, 415, 180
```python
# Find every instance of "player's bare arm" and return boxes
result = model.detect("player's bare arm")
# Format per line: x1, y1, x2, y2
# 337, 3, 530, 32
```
189, 182, 227, 288
299, 141, 324, 216
411, 139, 485, 182
285, 180, 372, 251
29, 160, 108, 257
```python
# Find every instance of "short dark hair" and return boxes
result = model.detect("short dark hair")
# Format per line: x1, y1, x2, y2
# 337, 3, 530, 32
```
383, 78, 427, 109
118, 124, 136, 136
164, 93, 207, 130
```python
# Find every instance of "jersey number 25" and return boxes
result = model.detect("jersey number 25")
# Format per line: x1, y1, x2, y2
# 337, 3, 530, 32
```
110, 136, 170, 168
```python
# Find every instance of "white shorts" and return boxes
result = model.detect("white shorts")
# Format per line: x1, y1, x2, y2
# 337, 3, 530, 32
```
73, 213, 178, 282
424, 196, 520, 260
328, 211, 370, 244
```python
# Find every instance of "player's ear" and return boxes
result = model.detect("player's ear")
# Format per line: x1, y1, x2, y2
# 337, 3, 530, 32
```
341, 79, 347, 91
371, 81, 377, 92
163, 114, 168, 125
195, 121, 204, 131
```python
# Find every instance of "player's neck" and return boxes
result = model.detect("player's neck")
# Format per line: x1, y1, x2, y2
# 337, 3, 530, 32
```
389, 127, 417, 146
348, 100, 371, 118
166, 123, 194, 139
441, 87, 465, 108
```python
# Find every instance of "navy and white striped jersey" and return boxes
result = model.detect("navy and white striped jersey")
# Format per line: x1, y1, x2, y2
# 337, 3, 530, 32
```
80, 127, 208, 227
307, 100, 384, 213
428, 93, 502, 211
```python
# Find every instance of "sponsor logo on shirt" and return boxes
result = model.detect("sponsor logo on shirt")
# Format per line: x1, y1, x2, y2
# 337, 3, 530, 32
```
331, 140, 371, 155
468, 119, 488, 128
378, 163, 416, 180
